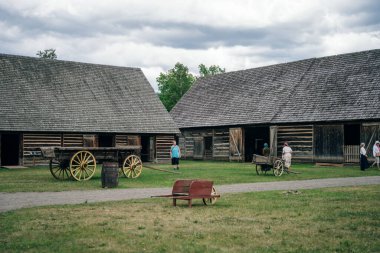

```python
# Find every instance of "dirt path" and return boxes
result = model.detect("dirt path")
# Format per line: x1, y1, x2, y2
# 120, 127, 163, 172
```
1, 176, 379, 213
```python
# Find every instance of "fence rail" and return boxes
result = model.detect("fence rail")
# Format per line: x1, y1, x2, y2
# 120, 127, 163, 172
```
344, 145, 360, 163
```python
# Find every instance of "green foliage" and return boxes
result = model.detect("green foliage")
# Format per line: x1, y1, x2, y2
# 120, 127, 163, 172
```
157, 63, 195, 111
198, 64, 225, 77
157, 63, 225, 111
36, 49, 57, 59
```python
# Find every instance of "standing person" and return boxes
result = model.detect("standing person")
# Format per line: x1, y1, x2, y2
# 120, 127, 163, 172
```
359, 143, 369, 171
262, 143, 270, 156
282, 142, 293, 171
170, 140, 181, 170
372, 141, 380, 169
261, 143, 270, 171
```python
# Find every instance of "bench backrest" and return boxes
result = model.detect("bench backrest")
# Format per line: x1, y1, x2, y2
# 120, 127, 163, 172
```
188, 180, 213, 196
172, 179, 213, 196
172, 180, 195, 194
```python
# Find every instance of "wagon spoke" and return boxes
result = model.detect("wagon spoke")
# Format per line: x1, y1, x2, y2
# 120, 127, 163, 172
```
122, 155, 142, 178
70, 151, 97, 181
49, 160, 70, 180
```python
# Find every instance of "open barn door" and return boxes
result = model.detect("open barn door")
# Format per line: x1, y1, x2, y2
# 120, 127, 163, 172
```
270, 126, 278, 158
229, 128, 243, 161
1, 134, 20, 166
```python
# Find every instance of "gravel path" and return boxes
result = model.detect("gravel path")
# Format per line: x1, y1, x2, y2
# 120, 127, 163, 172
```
1, 176, 379, 213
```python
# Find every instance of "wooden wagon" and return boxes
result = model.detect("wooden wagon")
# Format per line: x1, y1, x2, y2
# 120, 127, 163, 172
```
252, 154, 285, 176
40, 146, 143, 181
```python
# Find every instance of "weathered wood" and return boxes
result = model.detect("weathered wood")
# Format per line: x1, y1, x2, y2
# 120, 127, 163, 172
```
315, 163, 344, 167
314, 125, 344, 162
344, 145, 360, 163
63, 134, 84, 147
277, 125, 313, 161
155, 135, 174, 162
23, 133, 62, 166
229, 128, 243, 161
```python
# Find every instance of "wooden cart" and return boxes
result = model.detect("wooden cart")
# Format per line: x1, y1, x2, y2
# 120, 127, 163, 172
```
40, 146, 143, 181
152, 179, 220, 208
252, 154, 285, 176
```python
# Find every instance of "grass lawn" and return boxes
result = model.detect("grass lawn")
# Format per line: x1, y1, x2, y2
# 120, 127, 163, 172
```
0, 161, 379, 192
0, 185, 379, 253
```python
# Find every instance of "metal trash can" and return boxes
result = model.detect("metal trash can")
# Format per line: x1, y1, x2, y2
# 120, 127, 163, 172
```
101, 162, 119, 188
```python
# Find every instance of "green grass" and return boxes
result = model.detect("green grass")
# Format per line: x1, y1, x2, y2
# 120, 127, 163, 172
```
1, 185, 379, 252
0, 160, 379, 192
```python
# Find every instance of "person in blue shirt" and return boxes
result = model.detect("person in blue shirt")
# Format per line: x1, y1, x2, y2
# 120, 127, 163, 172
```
170, 140, 181, 170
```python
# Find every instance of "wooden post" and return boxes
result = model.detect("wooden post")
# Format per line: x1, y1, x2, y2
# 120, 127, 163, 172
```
0, 133, 2, 166
270, 126, 278, 159
19, 133, 23, 166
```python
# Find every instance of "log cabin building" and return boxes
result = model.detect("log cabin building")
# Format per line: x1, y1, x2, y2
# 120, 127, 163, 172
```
0, 54, 180, 167
170, 49, 380, 163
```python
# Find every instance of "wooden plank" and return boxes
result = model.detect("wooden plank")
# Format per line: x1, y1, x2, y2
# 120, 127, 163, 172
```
315, 163, 344, 167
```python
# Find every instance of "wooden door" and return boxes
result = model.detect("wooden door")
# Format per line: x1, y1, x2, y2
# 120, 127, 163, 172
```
314, 125, 344, 162
193, 137, 204, 159
229, 128, 243, 161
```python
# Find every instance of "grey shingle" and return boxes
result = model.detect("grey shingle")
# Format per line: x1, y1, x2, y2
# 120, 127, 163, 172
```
0, 54, 180, 134
170, 49, 380, 128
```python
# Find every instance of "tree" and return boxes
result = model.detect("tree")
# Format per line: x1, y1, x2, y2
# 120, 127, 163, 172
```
36, 49, 57, 59
157, 63, 195, 111
198, 64, 225, 77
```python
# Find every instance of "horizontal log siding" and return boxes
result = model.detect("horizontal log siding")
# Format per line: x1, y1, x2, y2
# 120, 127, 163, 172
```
180, 129, 229, 160
23, 133, 62, 166
63, 134, 84, 147
156, 135, 174, 162
277, 125, 313, 161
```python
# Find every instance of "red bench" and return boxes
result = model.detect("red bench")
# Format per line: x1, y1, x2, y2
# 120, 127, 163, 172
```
153, 179, 220, 207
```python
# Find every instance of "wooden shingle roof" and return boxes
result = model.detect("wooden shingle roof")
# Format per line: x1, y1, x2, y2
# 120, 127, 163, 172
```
0, 54, 179, 134
171, 49, 380, 129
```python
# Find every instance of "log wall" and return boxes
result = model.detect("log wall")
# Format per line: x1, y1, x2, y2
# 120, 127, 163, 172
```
180, 128, 230, 160
156, 135, 174, 162
276, 125, 313, 162
23, 133, 62, 166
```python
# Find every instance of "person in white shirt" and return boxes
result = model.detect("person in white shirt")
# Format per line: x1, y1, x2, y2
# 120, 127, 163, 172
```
282, 142, 293, 171
372, 141, 380, 169
359, 143, 369, 171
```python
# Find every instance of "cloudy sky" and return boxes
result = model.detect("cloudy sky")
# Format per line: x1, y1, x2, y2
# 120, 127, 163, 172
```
1, 0, 379, 90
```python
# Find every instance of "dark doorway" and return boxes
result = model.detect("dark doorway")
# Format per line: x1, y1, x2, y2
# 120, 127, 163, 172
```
344, 124, 360, 145
204, 136, 213, 159
141, 136, 151, 162
98, 135, 114, 147
1, 134, 20, 166
244, 127, 270, 162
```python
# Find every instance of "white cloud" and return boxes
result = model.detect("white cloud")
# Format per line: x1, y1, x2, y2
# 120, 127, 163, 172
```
0, 0, 379, 91
321, 31, 380, 55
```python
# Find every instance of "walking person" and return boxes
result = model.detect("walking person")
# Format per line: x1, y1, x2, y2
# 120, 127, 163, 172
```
359, 143, 369, 171
372, 141, 380, 169
170, 140, 181, 170
282, 142, 293, 171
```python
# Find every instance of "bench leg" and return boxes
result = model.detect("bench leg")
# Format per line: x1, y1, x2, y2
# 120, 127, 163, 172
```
188, 199, 192, 208
173, 199, 176, 206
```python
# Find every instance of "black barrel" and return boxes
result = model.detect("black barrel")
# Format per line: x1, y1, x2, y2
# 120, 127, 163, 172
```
101, 162, 119, 188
